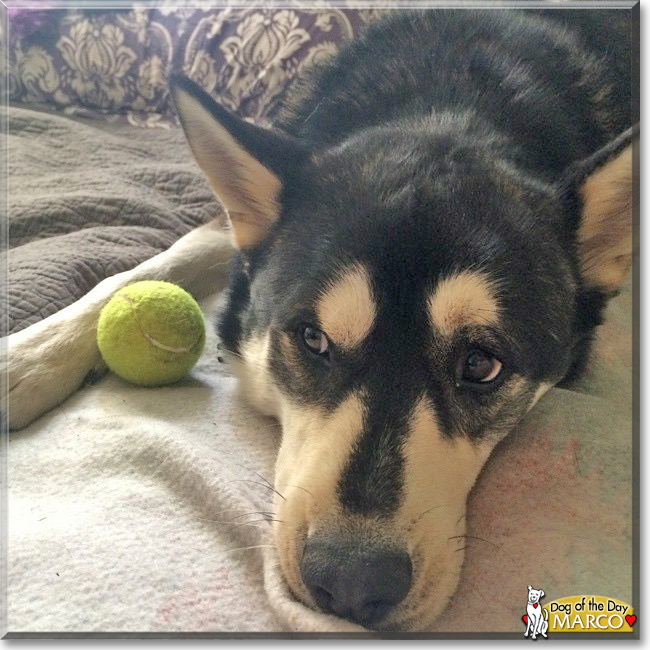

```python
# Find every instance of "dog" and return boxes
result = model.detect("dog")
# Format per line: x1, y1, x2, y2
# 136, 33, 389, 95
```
525, 586, 549, 639
3, 9, 636, 632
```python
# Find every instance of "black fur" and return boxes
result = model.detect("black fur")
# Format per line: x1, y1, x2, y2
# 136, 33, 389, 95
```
206, 9, 635, 517
277, 10, 631, 171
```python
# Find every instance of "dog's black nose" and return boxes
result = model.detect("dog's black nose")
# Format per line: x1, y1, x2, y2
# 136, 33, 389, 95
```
300, 536, 412, 627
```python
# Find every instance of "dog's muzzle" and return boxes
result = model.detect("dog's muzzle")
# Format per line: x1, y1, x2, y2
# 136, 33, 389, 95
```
300, 535, 412, 627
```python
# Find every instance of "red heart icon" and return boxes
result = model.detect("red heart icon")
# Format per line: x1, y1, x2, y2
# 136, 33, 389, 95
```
522, 615, 528, 625
533, 603, 539, 609
626, 615, 636, 627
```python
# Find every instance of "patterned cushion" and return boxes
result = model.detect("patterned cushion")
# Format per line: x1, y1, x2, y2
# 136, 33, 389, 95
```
7, 5, 389, 126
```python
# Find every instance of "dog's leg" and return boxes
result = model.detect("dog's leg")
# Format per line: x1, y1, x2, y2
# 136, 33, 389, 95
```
524, 612, 531, 637
541, 612, 549, 637
531, 614, 539, 640
1, 219, 235, 430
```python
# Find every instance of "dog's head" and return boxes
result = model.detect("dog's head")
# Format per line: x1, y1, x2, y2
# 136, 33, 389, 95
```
171, 77, 634, 631
528, 585, 545, 604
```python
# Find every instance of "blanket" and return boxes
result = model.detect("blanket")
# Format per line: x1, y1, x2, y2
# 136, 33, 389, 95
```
4, 107, 634, 636
3, 105, 220, 336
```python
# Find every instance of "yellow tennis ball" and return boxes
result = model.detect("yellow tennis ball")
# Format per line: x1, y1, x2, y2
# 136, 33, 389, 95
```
97, 281, 206, 386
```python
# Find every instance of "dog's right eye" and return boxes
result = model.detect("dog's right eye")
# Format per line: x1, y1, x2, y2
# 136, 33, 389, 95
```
299, 324, 330, 360
455, 347, 504, 390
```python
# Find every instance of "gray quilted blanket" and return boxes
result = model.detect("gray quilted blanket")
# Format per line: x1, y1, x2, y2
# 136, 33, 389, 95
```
4, 104, 222, 336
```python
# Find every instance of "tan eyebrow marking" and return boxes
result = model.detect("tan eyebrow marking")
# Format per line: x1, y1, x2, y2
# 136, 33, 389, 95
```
427, 270, 500, 336
316, 263, 377, 349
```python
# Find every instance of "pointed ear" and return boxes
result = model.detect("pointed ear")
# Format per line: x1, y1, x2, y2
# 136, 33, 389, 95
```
564, 125, 638, 294
169, 75, 307, 250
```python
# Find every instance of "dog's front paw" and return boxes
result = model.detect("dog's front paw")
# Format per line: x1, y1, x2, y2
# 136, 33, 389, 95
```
1, 317, 102, 430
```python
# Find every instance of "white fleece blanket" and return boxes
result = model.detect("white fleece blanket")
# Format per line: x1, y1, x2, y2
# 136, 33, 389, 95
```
6, 284, 633, 634
6, 293, 360, 634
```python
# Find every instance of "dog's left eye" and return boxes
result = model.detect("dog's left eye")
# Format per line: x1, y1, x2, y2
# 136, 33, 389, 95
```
460, 348, 503, 384
299, 324, 330, 359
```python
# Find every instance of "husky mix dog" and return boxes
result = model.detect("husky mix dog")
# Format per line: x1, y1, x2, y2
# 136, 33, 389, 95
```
5, 9, 636, 631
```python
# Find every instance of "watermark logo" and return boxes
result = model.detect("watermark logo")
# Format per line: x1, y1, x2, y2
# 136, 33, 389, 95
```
523, 585, 549, 640
522, 592, 636, 634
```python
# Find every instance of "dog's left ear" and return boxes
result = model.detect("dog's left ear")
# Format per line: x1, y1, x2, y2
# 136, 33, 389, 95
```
563, 125, 638, 295
169, 75, 308, 250
540, 590, 545, 598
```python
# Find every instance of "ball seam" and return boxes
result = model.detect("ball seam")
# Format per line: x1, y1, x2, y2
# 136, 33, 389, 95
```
118, 294, 202, 354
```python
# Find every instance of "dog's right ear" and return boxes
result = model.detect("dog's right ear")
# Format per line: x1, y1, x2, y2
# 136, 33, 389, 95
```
170, 75, 308, 250
527, 585, 532, 591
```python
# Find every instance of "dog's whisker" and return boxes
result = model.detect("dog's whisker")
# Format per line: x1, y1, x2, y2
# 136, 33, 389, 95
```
254, 471, 276, 490
215, 544, 276, 556
199, 520, 276, 531
225, 510, 277, 521
408, 503, 450, 528
228, 478, 287, 501
193, 506, 241, 518
417, 503, 450, 518
196, 510, 276, 524
448, 534, 517, 564
217, 347, 247, 361
227, 518, 282, 529
253, 471, 291, 503
283, 484, 314, 498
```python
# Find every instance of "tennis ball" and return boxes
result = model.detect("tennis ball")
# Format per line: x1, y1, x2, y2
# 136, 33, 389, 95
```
97, 281, 206, 386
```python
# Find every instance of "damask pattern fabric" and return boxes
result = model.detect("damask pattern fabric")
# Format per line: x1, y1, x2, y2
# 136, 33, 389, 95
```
7, 4, 390, 127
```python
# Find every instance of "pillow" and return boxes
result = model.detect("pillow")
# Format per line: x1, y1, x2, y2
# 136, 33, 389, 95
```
7, 6, 386, 123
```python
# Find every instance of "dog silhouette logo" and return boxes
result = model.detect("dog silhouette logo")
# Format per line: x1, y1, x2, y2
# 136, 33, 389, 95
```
523, 585, 549, 640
